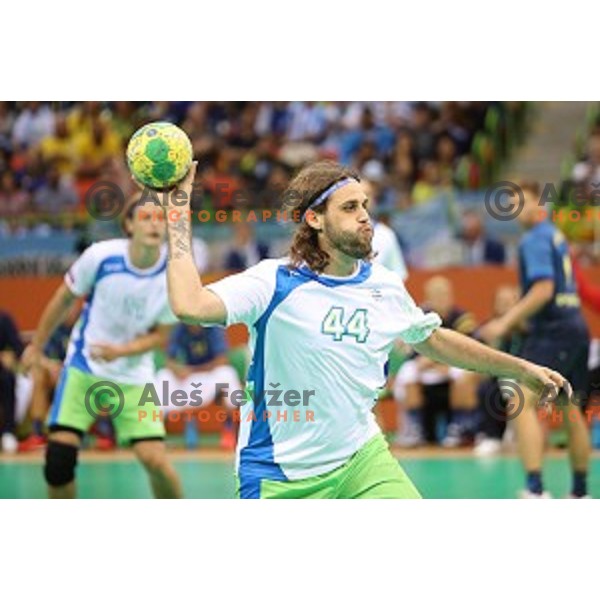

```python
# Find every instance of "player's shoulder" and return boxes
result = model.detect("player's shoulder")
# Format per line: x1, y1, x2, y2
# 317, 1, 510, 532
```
81, 238, 129, 260
244, 257, 290, 278
521, 221, 555, 246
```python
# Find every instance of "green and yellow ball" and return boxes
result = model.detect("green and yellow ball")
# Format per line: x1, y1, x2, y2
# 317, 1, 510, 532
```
126, 122, 193, 189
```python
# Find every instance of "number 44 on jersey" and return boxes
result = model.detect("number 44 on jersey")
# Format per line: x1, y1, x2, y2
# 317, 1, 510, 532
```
321, 307, 370, 343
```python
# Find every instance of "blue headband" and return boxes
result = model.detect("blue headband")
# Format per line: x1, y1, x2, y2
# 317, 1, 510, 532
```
302, 177, 356, 222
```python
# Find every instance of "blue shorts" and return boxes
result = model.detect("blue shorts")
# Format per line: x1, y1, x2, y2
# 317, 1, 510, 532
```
520, 328, 589, 401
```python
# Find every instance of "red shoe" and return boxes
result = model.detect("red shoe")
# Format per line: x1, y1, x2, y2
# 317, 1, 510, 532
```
18, 435, 47, 452
219, 428, 236, 451
95, 436, 116, 451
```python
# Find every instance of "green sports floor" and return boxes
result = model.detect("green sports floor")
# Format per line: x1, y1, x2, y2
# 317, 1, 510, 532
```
2, 449, 599, 499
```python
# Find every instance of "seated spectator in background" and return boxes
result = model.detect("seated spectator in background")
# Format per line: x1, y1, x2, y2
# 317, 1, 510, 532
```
339, 106, 395, 165
73, 116, 122, 179
37, 114, 76, 176
33, 164, 79, 216
436, 134, 458, 183
0, 171, 30, 217
18, 304, 80, 452
200, 145, 243, 210
0, 310, 24, 453
361, 175, 408, 281
410, 102, 436, 161
155, 324, 242, 450
11, 101, 55, 149
0, 102, 16, 152
411, 160, 447, 205
473, 285, 523, 456
224, 219, 269, 271
571, 130, 600, 199
457, 209, 506, 265
394, 276, 479, 447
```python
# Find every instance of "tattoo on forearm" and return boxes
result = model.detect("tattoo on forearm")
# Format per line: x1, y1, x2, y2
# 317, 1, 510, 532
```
168, 214, 192, 261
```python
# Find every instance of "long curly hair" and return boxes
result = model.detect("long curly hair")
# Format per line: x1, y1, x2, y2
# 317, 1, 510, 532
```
285, 160, 360, 272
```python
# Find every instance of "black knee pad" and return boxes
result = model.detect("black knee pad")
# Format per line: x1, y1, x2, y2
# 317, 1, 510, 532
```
44, 442, 78, 487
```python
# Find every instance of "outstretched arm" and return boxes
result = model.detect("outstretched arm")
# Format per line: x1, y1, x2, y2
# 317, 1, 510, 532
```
163, 162, 226, 325
414, 327, 571, 398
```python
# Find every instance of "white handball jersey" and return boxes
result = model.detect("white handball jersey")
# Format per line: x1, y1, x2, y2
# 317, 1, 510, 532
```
63, 239, 178, 385
372, 221, 408, 281
208, 258, 441, 497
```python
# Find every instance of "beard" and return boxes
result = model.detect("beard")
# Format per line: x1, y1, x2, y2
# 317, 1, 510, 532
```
324, 223, 373, 259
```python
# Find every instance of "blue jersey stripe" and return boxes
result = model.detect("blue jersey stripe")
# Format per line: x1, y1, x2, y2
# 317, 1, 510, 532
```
238, 265, 311, 498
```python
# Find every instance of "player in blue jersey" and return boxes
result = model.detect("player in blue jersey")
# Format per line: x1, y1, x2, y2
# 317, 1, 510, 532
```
481, 181, 591, 498
157, 323, 241, 448
164, 161, 573, 499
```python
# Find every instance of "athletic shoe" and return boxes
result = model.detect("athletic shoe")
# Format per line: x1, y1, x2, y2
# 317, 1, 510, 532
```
473, 436, 502, 457
566, 494, 592, 499
441, 423, 463, 448
1, 432, 18, 454
519, 489, 553, 499
18, 434, 47, 452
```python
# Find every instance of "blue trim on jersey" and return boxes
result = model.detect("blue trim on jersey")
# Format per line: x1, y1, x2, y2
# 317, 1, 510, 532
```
95, 254, 167, 283
296, 261, 372, 287
239, 265, 311, 499
48, 364, 70, 425
66, 253, 167, 374
69, 290, 94, 373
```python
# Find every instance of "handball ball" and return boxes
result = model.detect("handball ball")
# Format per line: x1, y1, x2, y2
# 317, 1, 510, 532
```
126, 122, 193, 189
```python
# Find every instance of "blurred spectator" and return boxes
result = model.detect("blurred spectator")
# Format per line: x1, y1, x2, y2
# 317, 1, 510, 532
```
156, 323, 242, 450
224, 219, 269, 271
0, 102, 15, 151
473, 285, 523, 456
73, 117, 122, 179
37, 114, 76, 175
0, 310, 24, 453
12, 102, 55, 149
339, 106, 395, 165
572, 130, 600, 199
394, 276, 479, 447
286, 101, 328, 144
411, 102, 436, 161
0, 171, 30, 217
436, 133, 458, 183
18, 305, 79, 452
411, 160, 447, 205
33, 165, 78, 215
457, 209, 506, 265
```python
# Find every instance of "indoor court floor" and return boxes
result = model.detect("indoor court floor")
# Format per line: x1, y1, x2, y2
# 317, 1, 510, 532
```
2, 448, 599, 499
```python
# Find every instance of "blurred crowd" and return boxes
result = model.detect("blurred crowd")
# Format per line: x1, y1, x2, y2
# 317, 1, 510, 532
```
0, 101, 521, 228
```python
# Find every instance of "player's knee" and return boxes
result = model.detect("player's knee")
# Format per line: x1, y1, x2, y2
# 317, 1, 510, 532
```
44, 441, 78, 487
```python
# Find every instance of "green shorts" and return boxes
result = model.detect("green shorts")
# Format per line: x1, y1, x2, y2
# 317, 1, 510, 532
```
48, 366, 165, 445
237, 433, 422, 499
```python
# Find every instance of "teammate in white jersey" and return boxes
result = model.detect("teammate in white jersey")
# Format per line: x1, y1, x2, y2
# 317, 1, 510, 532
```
22, 197, 182, 499
163, 160, 572, 499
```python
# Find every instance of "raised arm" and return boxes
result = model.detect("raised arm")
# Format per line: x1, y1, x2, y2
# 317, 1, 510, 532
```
163, 162, 227, 325
413, 327, 571, 398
